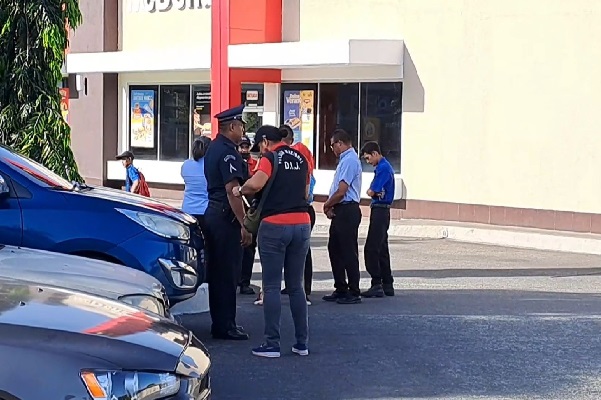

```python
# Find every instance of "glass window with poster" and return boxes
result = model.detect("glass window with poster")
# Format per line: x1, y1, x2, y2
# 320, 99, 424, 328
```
359, 82, 403, 173
129, 85, 159, 160
280, 83, 317, 157
192, 85, 212, 144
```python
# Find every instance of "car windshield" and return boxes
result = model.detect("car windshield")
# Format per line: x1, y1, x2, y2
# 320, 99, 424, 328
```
0, 145, 73, 190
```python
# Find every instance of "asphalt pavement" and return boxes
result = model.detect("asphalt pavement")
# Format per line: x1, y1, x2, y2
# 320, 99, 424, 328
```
180, 236, 601, 400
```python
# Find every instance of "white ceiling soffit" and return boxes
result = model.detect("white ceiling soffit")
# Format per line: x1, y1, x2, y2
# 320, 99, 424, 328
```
66, 48, 211, 74
228, 39, 404, 69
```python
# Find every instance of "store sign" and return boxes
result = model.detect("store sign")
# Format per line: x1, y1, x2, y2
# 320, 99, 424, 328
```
128, 0, 211, 13
242, 88, 264, 107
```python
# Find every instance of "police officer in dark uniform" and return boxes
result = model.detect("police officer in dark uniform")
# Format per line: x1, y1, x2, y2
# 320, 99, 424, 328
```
203, 104, 252, 340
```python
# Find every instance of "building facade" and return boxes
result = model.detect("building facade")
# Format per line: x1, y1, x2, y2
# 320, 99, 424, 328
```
66, 0, 601, 234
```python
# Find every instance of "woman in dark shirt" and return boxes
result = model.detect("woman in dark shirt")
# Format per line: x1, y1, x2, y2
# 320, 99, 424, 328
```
232, 125, 311, 358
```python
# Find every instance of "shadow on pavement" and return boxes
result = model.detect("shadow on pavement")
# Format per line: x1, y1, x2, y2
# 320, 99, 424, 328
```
248, 267, 601, 282
180, 289, 601, 400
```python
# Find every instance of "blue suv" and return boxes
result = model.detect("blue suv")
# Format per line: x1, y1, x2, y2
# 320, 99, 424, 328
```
0, 145, 204, 305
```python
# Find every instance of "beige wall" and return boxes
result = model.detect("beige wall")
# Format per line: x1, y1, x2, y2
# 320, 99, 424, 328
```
296, 0, 601, 214
121, 0, 211, 51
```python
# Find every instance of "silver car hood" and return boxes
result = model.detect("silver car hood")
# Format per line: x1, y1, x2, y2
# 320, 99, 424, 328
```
0, 245, 163, 300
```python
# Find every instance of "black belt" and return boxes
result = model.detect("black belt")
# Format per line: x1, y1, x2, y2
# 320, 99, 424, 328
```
371, 203, 391, 209
337, 201, 359, 206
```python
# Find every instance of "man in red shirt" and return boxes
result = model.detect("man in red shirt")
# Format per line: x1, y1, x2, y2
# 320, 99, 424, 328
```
238, 135, 258, 295
279, 125, 316, 303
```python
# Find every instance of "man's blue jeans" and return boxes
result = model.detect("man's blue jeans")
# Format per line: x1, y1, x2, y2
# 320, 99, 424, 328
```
258, 221, 311, 348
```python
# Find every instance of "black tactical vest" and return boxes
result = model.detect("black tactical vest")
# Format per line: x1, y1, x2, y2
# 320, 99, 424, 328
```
258, 146, 309, 219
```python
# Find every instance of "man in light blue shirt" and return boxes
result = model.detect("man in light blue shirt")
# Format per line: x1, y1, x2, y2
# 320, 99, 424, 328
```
322, 129, 363, 305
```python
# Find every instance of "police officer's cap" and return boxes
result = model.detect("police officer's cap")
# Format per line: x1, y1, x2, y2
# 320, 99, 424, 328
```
250, 125, 285, 152
214, 104, 246, 125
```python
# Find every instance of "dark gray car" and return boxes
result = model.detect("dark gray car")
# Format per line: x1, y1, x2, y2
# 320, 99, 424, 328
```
0, 277, 211, 399
0, 244, 171, 318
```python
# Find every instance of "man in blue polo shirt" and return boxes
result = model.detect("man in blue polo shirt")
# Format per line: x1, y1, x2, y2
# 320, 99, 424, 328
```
322, 129, 363, 305
360, 141, 395, 298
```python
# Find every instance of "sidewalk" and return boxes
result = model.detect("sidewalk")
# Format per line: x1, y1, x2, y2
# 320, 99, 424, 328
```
159, 198, 601, 256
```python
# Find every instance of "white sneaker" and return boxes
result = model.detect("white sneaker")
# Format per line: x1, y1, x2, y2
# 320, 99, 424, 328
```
306, 296, 312, 306
254, 293, 263, 306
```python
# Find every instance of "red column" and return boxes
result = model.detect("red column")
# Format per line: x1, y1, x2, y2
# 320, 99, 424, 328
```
210, 0, 231, 137
210, 0, 283, 138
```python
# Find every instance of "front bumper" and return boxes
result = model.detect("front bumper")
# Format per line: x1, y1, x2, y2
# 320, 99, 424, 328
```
108, 229, 204, 305
174, 333, 212, 399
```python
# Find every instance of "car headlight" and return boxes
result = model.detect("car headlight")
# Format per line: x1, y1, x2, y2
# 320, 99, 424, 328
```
119, 294, 166, 317
81, 370, 180, 400
159, 258, 198, 289
116, 209, 190, 240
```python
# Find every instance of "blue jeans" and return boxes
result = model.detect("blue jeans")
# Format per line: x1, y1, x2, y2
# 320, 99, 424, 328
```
258, 221, 311, 348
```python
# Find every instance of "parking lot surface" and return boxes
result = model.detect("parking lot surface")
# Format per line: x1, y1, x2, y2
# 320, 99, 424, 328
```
181, 237, 601, 400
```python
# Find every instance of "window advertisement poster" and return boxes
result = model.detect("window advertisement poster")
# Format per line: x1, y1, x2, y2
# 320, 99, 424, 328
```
130, 90, 155, 148
193, 87, 211, 138
299, 90, 315, 151
59, 88, 69, 124
283, 90, 302, 144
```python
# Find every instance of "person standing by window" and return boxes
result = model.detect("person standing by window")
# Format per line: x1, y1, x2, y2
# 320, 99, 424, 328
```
232, 125, 311, 358
322, 129, 363, 305
238, 135, 258, 295
115, 151, 139, 194
181, 137, 211, 232
360, 141, 395, 298
279, 124, 316, 305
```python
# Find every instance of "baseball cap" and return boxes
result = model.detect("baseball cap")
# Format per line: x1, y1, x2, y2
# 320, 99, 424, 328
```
116, 150, 135, 160
250, 125, 284, 152
239, 136, 252, 147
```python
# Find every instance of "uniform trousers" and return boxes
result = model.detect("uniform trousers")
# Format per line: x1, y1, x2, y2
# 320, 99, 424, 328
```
364, 206, 393, 286
327, 202, 362, 296
203, 204, 243, 334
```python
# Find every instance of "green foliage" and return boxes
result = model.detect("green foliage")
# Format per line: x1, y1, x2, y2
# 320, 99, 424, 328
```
0, 0, 83, 182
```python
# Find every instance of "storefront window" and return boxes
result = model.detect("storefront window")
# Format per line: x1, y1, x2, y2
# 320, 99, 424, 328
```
158, 86, 191, 161
192, 85, 212, 142
281, 82, 403, 173
360, 82, 402, 173
317, 83, 359, 170
129, 85, 159, 160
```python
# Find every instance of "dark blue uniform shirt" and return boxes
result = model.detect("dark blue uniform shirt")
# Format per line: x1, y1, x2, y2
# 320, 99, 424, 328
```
203, 134, 245, 204
369, 157, 395, 205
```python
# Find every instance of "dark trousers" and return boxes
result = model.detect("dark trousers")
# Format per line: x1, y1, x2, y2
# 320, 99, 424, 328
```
304, 205, 316, 294
364, 207, 393, 286
239, 234, 257, 287
203, 207, 243, 334
327, 202, 362, 296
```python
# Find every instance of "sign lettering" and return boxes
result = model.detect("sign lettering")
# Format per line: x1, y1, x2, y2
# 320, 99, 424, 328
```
128, 0, 211, 13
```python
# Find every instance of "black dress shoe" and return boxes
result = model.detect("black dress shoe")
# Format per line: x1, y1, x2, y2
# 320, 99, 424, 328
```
239, 285, 256, 295
383, 284, 395, 297
322, 291, 347, 302
336, 294, 362, 305
361, 285, 385, 298
212, 328, 249, 341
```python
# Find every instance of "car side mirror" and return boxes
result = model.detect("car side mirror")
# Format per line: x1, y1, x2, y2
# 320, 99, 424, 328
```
0, 175, 10, 199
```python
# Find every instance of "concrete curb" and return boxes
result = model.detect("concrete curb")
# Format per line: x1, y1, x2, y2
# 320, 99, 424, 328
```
313, 222, 601, 256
